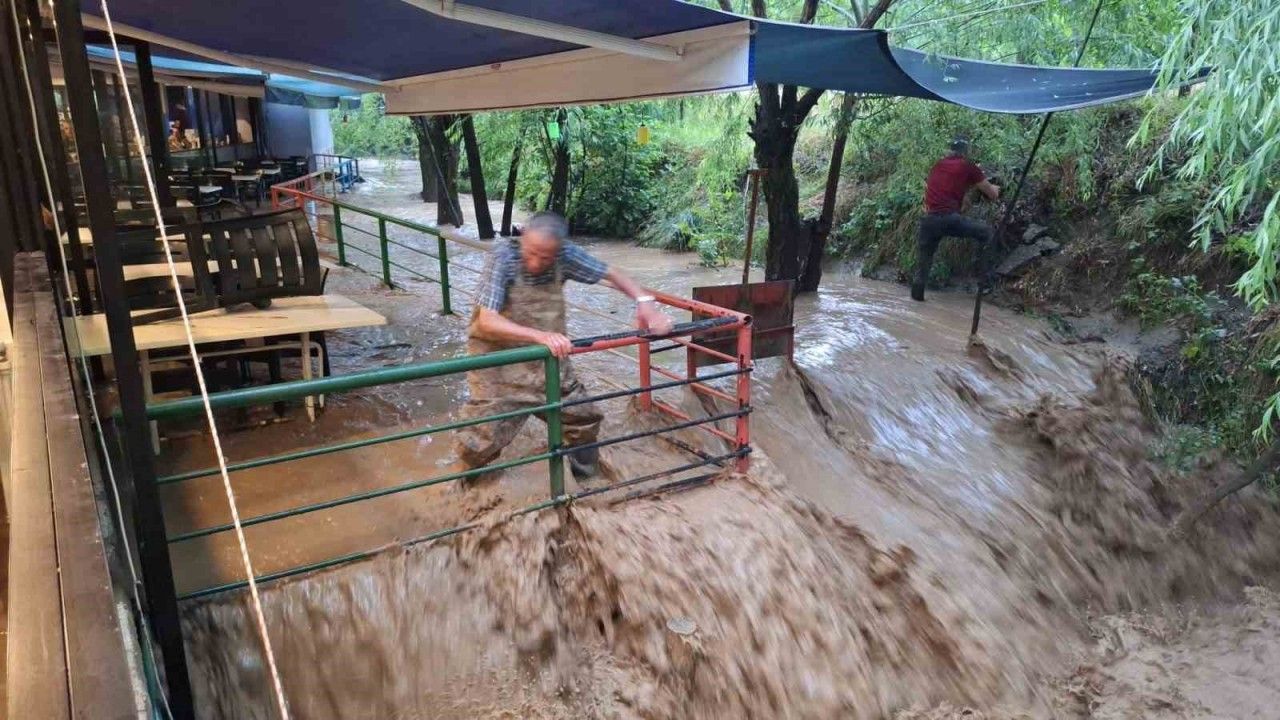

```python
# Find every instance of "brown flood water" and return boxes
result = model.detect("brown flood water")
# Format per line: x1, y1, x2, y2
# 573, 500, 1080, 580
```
164, 160, 1280, 718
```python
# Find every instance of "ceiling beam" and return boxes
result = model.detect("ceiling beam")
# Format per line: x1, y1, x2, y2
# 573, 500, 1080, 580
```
78, 14, 391, 93
398, 0, 683, 62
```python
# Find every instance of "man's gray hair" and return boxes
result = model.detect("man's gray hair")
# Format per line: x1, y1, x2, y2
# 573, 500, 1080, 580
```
524, 211, 569, 243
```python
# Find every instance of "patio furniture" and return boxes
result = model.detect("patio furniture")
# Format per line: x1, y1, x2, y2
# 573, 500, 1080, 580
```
116, 221, 216, 325
64, 294, 387, 447
201, 208, 325, 307
231, 172, 263, 205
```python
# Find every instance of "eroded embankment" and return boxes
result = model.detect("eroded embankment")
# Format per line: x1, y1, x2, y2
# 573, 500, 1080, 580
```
183, 359, 1280, 719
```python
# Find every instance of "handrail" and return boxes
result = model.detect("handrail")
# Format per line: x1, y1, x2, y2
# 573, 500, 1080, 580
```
163, 189, 755, 601
146, 344, 547, 421
145, 317, 738, 422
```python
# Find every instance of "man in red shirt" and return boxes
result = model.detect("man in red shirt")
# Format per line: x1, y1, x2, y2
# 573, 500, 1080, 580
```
913, 138, 1001, 301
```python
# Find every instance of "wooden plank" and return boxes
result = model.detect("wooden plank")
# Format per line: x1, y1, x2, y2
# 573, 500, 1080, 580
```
65, 293, 387, 357
6, 256, 71, 720
32, 256, 141, 719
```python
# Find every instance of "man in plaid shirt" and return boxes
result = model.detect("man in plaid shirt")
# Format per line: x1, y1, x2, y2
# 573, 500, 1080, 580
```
454, 211, 672, 481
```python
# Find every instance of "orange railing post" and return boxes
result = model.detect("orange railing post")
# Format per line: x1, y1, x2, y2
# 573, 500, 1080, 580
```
638, 341, 653, 410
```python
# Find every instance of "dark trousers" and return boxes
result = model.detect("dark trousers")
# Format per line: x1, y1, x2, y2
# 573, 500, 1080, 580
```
915, 212, 994, 288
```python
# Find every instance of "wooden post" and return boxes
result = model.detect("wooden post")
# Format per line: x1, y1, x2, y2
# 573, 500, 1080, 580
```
742, 169, 764, 286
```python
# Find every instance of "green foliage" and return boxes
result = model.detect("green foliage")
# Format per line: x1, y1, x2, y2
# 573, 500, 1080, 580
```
1120, 273, 1213, 329
1135, 0, 1280, 439
330, 94, 413, 160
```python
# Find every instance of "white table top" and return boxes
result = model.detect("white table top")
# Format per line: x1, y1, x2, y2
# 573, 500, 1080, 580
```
260, 168, 282, 175
198, 185, 222, 194
65, 293, 386, 357
232, 174, 260, 182
210, 168, 236, 174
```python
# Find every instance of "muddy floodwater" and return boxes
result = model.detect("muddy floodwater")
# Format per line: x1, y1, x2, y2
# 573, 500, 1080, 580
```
163, 161, 1280, 718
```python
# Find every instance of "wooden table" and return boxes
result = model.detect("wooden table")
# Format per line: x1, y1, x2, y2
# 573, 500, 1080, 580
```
66, 294, 387, 448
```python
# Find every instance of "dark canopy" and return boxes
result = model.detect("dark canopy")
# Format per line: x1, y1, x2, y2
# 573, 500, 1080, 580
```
83, 0, 1187, 115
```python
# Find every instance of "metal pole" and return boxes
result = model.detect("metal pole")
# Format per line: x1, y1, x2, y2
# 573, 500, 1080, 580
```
50, 2, 196, 717
970, 0, 1106, 336
638, 341, 653, 410
21, 0, 93, 314
333, 203, 347, 266
378, 216, 391, 287
196, 89, 214, 170
544, 356, 565, 499
108, 71, 136, 187
735, 319, 752, 473
0, 5, 40, 255
0, 1, 31, 317
437, 235, 452, 314
134, 41, 174, 208
742, 169, 763, 286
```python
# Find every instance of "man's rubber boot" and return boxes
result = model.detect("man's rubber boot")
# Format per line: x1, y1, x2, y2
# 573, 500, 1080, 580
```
569, 446, 600, 481
910, 281, 926, 302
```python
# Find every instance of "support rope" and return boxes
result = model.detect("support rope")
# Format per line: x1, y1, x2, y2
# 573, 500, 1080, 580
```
97, 3, 291, 718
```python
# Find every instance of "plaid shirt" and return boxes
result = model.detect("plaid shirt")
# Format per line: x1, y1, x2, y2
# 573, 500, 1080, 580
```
474, 238, 608, 312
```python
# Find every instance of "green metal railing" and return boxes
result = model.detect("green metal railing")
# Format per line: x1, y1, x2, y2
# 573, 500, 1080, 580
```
272, 184, 455, 315
149, 320, 751, 601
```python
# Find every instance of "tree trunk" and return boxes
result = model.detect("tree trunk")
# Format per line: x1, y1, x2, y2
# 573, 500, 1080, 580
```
547, 109, 571, 216
746, 0, 895, 294
801, 93, 859, 293
752, 106, 806, 283
501, 135, 523, 236
428, 117, 462, 226
461, 116, 494, 239
410, 116, 439, 202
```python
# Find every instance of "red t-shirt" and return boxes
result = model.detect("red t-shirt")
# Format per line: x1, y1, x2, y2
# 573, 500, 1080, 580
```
923, 156, 985, 214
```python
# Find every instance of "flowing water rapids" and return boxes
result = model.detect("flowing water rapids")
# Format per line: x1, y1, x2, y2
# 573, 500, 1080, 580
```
172, 165, 1280, 718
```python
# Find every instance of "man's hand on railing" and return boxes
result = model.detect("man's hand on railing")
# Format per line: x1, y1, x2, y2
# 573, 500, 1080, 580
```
537, 331, 573, 359
636, 302, 674, 336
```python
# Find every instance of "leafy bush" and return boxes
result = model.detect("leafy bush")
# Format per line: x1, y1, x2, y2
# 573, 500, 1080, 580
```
1120, 273, 1213, 328
331, 94, 413, 159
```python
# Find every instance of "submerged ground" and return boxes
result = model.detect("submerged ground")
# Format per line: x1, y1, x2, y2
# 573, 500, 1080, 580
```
160, 161, 1280, 719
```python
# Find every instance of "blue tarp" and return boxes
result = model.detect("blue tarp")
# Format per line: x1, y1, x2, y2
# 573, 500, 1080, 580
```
85, 1, 1183, 115
751, 22, 1186, 114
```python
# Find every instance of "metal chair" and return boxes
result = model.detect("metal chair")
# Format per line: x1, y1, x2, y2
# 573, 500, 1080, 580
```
117, 224, 217, 324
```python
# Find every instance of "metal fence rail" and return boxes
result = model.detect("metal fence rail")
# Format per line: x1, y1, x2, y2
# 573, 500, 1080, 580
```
271, 183, 456, 315
150, 314, 752, 600
147, 180, 760, 603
